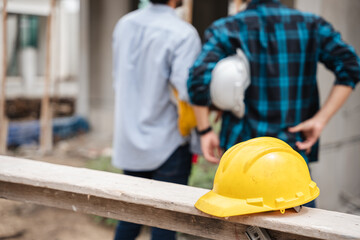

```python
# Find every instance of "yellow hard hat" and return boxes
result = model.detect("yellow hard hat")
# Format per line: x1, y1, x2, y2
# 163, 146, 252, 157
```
195, 137, 320, 217
171, 88, 197, 137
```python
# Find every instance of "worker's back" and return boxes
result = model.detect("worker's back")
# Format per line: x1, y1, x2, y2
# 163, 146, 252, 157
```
188, 0, 360, 163
112, 4, 200, 171
235, 3, 321, 126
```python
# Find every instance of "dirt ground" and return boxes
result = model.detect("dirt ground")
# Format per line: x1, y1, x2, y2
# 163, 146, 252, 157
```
0, 198, 115, 240
0, 134, 150, 240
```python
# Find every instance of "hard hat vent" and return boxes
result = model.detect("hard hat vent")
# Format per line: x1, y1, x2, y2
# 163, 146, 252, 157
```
246, 198, 264, 206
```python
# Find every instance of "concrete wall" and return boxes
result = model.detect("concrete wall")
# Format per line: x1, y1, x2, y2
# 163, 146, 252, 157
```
296, 0, 360, 212
87, 0, 130, 138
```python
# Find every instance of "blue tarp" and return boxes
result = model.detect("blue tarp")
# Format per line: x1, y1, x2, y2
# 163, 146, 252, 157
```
7, 116, 90, 146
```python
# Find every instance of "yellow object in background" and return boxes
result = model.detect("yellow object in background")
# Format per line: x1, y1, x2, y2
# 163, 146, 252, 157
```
195, 137, 320, 217
172, 88, 197, 137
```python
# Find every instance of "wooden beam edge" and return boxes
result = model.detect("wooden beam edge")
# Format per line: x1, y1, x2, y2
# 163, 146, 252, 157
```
0, 157, 359, 239
0, 2, 51, 16
0, 181, 317, 240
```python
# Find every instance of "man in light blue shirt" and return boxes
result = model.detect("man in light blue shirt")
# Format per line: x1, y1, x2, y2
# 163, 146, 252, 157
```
112, 0, 201, 239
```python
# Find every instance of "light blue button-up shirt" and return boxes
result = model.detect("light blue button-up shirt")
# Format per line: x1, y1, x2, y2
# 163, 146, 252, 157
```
112, 4, 201, 171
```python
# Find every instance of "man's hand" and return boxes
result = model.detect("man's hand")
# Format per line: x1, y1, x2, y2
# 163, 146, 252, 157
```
288, 116, 326, 154
192, 105, 222, 163
289, 85, 352, 154
200, 130, 221, 164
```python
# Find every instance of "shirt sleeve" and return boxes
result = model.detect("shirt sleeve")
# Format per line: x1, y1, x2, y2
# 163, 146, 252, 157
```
317, 17, 360, 89
112, 20, 122, 89
170, 28, 202, 102
187, 25, 229, 106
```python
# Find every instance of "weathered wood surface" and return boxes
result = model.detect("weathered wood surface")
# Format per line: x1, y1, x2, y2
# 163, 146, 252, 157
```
0, 157, 360, 240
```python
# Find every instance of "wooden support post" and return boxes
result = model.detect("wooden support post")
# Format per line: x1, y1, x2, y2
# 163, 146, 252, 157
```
76, 0, 90, 118
1, 157, 360, 240
184, 0, 193, 24
0, 0, 8, 154
40, 0, 56, 154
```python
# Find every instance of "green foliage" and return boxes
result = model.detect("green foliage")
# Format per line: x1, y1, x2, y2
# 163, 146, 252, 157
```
189, 156, 217, 189
92, 215, 118, 228
188, 111, 221, 189
86, 156, 122, 174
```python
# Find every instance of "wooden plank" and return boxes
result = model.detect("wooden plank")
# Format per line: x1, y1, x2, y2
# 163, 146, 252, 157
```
40, 0, 56, 154
0, 1, 51, 16
0, 157, 360, 240
0, 0, 8, 154
0, 118, 7, 154
0, 181, 314, 240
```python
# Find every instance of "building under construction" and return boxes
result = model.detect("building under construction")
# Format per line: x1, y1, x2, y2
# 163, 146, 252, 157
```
0, 0, 359, 239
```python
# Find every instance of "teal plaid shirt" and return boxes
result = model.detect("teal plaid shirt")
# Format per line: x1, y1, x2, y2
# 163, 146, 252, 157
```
187, 0, 360, 162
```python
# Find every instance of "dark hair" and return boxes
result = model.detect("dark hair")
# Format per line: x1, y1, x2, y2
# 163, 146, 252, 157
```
150, 0, 169, 4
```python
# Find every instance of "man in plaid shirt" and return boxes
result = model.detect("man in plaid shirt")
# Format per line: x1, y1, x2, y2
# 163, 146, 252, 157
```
188, 0, 360, 164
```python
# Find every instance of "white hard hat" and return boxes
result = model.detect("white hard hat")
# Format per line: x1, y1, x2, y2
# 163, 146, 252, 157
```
210, 49, 250, 118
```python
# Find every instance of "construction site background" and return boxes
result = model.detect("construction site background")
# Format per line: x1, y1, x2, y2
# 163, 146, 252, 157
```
0, 1, 359, 239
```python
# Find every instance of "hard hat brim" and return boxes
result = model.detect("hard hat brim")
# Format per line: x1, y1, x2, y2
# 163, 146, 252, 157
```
195, 190, 273, 217
195, 188, 319, 217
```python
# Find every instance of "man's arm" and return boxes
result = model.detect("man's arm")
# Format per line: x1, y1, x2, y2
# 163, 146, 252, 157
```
289, 17, 360, 152
188, 24, 229, 163
289, 85, 352, 153
170, 28, 201, 101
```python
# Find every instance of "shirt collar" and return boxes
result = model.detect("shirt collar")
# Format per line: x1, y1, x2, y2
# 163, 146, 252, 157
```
149, 3, 176, 14
246, 0, 281, 9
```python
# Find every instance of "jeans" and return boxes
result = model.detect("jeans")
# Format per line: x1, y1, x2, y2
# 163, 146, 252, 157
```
114, 144, 192, 240
304, 199, 316, 208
